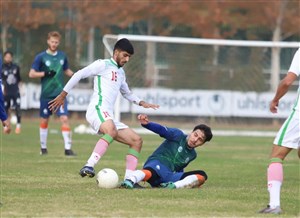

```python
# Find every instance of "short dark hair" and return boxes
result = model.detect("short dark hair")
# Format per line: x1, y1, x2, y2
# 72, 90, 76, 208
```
193, 124, 213, 142
4, 51, 13, 57
113, 38, 134, 55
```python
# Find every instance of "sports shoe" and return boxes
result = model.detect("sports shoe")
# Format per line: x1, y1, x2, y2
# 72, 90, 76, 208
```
65, 149, 76, 156
160, 182, 176, 189
79, 166, 95, 178
258, 205, 282, 214
15, 127, 21, 134
120, 179, 134, 189
40, 148, 48, 155
133, 183, 145, 189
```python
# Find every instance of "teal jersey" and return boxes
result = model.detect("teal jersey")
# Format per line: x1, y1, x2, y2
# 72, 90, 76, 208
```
31, 50, 69, 100
144, 124, 197, 172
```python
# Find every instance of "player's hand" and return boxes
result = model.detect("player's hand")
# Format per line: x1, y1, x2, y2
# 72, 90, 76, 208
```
48, 91, 67, 112
137, 114, 149, 125
44, 70, 56, 78
270, 99, 279, 113
2, 120, 11, 134
139, 101, 160, 110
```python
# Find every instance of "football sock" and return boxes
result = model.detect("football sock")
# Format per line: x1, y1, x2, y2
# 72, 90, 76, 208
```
61, 125, 72, 150
128, 170, 146, 184
142, 169, 152, 181
174, 174, 205, 188
40, 123, 48, 149
16, 123, 21, 129
124, 148, 140, 179
86, 134, 113, 167
267, 158, 283, 208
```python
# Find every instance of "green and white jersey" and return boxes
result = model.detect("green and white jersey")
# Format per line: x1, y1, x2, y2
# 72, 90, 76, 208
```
144, 123, 197, 172
63, 58, 141, 113
31, 50, 69, 100
289, 48, 300, 111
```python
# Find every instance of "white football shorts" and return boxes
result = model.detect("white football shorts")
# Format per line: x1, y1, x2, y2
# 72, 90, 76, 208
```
86, 105, 128, 134
273, 109, 300, 149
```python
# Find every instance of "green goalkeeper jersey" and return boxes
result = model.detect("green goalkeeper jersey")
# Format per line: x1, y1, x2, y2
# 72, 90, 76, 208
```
31, 50, 69, 100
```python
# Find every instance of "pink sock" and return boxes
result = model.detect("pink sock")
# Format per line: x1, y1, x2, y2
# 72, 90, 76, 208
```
268, 162, 283, 182
126, 154, 138, 170
267, 162, 283, 208
124, 154, 138, 179
93, 138, 109, 156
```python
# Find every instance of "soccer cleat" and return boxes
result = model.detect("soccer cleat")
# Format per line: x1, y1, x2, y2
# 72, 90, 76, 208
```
65, 149, 76, 156
258, 205, 282, 214
40, 148, 48, 155
15, 127, 21, 134
160, 182, 176, 189
120, 179, 134, 189
133, 183, 145, 189
79, 166, 95, 178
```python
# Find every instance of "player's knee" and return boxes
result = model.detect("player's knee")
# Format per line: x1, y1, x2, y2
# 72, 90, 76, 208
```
105, 129, 118, 139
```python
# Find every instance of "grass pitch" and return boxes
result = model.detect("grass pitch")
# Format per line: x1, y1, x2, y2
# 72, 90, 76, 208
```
1, 119, 299, 217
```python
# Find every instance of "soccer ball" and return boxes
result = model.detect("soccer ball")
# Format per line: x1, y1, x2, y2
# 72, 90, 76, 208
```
10, 115, 17, 125
96, 168, 119, 189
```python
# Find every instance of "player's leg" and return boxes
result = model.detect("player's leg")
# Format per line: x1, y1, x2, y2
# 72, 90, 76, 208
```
120, 167, 158, 189
14, 94, 22, 134
115, 126, 143, 179
3, 95, 10, 116
39, 100, 52, 155
80, 108, 117, 178
258, 145, 291, 214
3, 95, 10, 134
56, 100, 75, 156
173, 170, 207, 189
259, 111, 298, 214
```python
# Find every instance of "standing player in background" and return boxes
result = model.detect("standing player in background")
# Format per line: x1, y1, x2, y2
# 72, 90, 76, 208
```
2, 51, 22, 134
29, 31, 75, 156
0, 55, 11, 134
49, 38, 159, 180
259, 48, 300, 214
120, 114, 212, 189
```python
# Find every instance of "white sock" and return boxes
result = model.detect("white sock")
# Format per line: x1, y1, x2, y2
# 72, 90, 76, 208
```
40, 128, 48, 149
174, 175, 199, 188
128, 170, 146, 183
268, 180, 282, 208
16, 123, 21, 129
86, 152, 101, 167
62, 130, 72, 150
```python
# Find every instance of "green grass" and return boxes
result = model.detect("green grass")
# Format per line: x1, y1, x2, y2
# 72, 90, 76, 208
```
1, 119, 299, 217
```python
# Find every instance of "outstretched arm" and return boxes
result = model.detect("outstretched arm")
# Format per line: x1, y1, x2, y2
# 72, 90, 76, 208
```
137, 114, 171, 138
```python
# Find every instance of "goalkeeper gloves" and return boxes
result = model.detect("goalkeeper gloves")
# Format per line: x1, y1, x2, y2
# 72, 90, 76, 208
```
44, 70, 56, 78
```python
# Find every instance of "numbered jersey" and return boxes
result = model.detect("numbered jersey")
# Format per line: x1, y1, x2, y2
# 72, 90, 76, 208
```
63, 58, 141, 113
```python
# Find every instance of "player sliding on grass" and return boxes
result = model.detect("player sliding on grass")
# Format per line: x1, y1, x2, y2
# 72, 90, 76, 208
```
49, 38, 159, 180
120, 114, 213, 189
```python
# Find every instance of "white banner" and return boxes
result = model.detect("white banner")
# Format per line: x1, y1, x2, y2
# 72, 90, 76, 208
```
21, 83, 296, 118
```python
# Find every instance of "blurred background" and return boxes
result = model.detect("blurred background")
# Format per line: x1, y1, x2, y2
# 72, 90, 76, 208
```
1, 0, 300, 130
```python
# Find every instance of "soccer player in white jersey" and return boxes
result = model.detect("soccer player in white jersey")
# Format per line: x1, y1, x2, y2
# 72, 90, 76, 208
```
259, 48, 300, 214
49, 38, 159, 180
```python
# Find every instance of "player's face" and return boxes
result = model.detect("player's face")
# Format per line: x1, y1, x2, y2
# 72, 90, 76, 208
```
3, 53, 13, 64
115, 50, 131, 67
187, 129, 206, 148
47, 36, 60, 52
